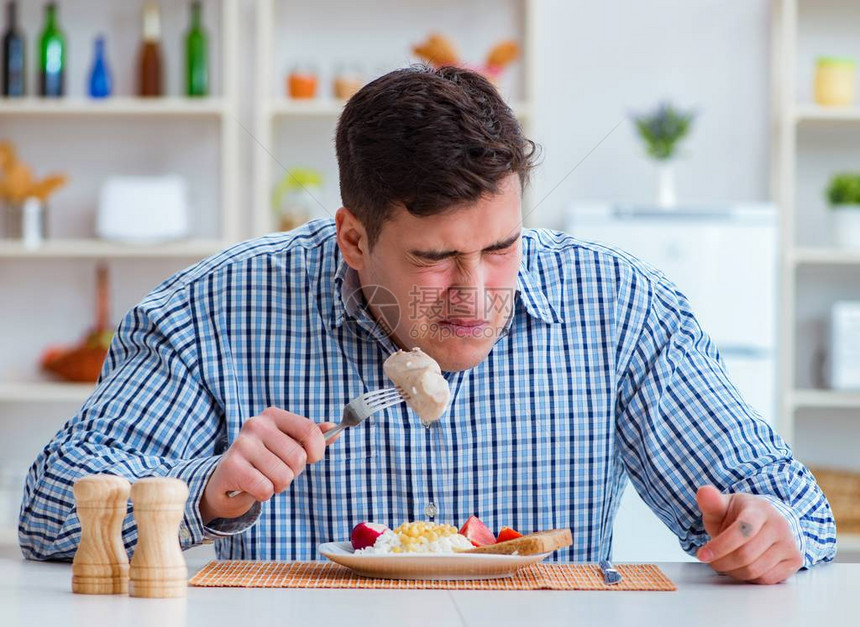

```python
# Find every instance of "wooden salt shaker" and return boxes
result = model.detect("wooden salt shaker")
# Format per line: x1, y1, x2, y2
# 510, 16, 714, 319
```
129, 477, 189, 598
72, 474, 132, 594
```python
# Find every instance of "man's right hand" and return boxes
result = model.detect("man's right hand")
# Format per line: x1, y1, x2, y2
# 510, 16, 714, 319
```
199, 407, 337, 524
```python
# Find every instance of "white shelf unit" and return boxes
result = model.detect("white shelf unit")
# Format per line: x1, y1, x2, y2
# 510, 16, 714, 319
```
0, 2, 243, 542
1, 0, 241, 245
252, 0, 538, 236
774, 0, 860, 437
774, 0, 860, 553
0, 0, 241, 407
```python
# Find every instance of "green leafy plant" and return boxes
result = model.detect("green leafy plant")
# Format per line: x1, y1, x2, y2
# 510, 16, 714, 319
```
632, 102, 696, 161
826, 172, 860, 206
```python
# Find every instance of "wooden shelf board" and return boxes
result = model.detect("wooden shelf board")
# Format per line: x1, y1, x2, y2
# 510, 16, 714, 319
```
0, 382, 95, 403
0, 239, 229, 259
0, 97, 229, 117
792, 389, 860, 410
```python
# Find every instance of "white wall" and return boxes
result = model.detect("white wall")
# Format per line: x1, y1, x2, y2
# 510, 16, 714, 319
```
528, 0, 772, 228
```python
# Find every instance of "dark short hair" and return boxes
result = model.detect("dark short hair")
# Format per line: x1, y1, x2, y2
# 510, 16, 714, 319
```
335, 65, 538, 247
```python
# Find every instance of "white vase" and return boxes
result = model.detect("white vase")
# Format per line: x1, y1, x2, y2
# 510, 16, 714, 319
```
831, 205, 860, 248
3, 197, 47, 243
656, 161, 676, 208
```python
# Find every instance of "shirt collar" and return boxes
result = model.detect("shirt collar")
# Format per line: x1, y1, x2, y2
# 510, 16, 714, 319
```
330, 255, 352, 329
330, 251, 564, 331
515, 263, 564, 324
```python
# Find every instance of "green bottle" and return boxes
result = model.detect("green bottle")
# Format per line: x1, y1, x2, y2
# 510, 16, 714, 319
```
38, 2, 64, 97
185, 1, 208, 97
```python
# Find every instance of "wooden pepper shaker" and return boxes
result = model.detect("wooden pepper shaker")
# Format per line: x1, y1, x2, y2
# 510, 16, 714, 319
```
129, 477, 189, 598
72, 474, 132, 594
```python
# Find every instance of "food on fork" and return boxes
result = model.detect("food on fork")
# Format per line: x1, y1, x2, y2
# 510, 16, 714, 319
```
383, 347, 450, 426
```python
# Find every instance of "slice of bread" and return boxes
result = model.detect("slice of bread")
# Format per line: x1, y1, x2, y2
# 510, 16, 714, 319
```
460, 529, 573, 556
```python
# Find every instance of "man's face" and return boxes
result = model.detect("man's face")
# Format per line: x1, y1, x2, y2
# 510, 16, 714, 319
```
337, 174, 523, 372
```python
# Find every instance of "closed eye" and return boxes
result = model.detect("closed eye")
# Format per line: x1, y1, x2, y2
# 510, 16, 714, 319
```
408, 234, 520, 264
410, 255, 451, 268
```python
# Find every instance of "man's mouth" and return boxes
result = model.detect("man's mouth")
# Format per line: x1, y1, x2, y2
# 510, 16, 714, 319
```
440, 318, 487, 327
437, 319, 489, 337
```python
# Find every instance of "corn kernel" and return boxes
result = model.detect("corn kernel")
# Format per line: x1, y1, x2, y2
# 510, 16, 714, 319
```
391, 520, 462, 552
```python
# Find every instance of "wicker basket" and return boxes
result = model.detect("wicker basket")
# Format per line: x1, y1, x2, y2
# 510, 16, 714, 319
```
808, 466, 860, 535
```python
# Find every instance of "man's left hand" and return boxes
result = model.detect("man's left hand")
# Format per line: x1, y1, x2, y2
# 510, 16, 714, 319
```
695, 485, 804, 585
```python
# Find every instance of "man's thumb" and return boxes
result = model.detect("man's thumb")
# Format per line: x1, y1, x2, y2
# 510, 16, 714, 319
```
696, 485, 730, 536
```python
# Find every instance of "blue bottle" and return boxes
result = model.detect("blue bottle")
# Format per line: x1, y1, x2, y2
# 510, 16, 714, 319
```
88, 35, 111, 98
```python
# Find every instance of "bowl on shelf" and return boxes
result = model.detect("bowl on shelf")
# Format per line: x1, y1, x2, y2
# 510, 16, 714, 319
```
41, 341, 108, 383
40, 264, 114, 384
96, 175, 189, 243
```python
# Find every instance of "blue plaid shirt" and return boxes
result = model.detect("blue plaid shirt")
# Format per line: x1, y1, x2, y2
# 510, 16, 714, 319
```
20, 219, 836, 566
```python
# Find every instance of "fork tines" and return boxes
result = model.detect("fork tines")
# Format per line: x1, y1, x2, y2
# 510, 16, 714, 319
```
364, 387, 407, 409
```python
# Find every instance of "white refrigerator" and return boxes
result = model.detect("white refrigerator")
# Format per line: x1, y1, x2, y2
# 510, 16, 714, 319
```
565, 202, 778, 562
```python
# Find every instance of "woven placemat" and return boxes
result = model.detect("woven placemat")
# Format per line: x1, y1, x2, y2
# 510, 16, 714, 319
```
190, 560, 676, 591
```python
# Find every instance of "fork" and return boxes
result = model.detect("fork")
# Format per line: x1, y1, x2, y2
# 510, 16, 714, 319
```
226, 387, 407, 498
599, 559, 622, 585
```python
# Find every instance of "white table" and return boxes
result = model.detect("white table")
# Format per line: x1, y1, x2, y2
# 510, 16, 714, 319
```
0, 544, 856, 627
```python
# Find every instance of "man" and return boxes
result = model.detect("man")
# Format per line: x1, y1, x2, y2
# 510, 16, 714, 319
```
20, 66, 835, 584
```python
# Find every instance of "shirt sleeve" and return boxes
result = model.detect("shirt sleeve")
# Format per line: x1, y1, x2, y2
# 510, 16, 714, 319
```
613, 270, 837, 569
18, 285, 259, 561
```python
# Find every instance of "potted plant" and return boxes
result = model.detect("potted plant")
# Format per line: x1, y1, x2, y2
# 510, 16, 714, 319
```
827, 172, 860, 248
632, 102, 695, 208
0, 141, 67, 245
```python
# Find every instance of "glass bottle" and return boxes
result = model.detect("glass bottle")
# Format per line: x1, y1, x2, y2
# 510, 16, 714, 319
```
138, 2, 162, 97
38, 2, 64, 97
185, 1, 208, 97
2, 1, 25, 96
88, 35, 111, 98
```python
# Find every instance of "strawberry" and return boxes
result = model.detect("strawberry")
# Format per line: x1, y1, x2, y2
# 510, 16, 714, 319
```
459, 515, 496, 547
350, 522, 389, 551
496, 526, 523, 543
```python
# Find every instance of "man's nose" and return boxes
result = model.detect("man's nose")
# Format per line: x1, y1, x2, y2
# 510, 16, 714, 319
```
446, 261, 486, 319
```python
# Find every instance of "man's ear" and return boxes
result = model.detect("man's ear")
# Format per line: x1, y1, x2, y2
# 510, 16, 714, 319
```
335, 207, 369, 271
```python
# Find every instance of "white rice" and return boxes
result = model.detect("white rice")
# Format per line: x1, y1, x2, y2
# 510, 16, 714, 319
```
354, 529, 474, 554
